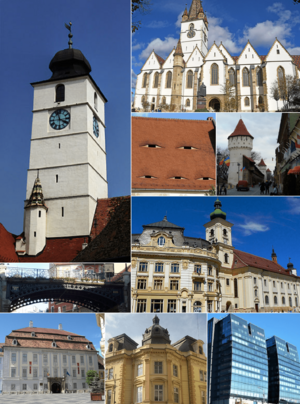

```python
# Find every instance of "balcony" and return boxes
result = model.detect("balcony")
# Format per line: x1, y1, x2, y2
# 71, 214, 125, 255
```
192, 271, 204, 278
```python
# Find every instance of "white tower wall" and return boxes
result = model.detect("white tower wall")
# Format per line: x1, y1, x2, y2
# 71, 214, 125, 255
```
228, 136, 253, 185
24, 206, 47, 255
181, 19, 208, 59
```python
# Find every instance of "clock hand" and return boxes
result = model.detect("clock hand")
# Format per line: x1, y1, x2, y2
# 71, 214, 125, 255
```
61, 119, 68, 124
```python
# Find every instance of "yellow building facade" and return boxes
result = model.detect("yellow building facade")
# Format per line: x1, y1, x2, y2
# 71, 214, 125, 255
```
105, 316, 206, 404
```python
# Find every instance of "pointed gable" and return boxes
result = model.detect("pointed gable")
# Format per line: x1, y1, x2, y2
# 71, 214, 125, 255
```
141, 50, 162, 71
237, 41, 261, 64
204, 42, 226, 62
219, 43, 235, 65
185, 45, 204, 67
265, 39, 293, 63
162, 48, 175, 69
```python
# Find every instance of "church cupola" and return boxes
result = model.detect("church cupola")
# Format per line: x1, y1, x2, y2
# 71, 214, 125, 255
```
287, 259, 297, 275
142, 316, 171, 346
271, 248, 277, 263
210, 199, 226, 221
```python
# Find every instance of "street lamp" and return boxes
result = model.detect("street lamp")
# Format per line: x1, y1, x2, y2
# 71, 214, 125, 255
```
237, 163, 240, 182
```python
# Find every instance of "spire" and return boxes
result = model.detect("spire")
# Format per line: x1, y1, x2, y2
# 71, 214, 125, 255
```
188, 0, 202, 20
174, 39, 184, 56
228, 119, 254, 139
271, 248, 277, 263
26, 176, 47, 209
65, 22, 73, 49
210, 199, 227, 221
258, 159, 267, 167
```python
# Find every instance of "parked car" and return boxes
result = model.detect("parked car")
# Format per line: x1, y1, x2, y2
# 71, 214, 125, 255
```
237, 180, 249, 191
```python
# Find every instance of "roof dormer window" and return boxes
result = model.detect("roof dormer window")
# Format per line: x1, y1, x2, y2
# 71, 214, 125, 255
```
158, 236, 165, 247
143, 144, 161, 148
67, 335, 72, 340
52, 340, 57, 348
13, 339, 18, 346
31, 332, 36, 337
141, 175, 156, 179
170, 176, 187, 180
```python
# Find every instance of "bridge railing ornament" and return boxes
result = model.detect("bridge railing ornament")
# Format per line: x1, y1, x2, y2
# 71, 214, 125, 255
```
5, 267, 50, 279
5, 267, 107, 281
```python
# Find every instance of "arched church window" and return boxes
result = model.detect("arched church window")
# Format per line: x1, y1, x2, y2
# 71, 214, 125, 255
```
223, 229, 227, 236
142, 73, 147, 88
274, 296, 278, 305
234, 278, 238, 298
258, 96, 263, 105
256, 68, 263, 86
244, 97, 250, 106
229, 68, 235, 86
211, 64, 219, 85
242, 68, 250, 87
186, 99, 190, 107
166, 71, 172, 88
56, 84, 65, 102
289, 297, 292, 307
187, 70, 193, 88
224, 253, 229, 264
152, 97, 155, 102
94, 92, 98, 110
278, 66, 285, 81
210, 229, 214, 236
153, 72, 159, 88
265, 295, 269, 305
282, 296, 285, 305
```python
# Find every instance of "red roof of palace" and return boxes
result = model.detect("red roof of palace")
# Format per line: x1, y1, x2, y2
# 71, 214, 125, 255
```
0, 224, 19, 262
228, 119, 254, 139
232, 249, 297, 277
132, 117, 216, 191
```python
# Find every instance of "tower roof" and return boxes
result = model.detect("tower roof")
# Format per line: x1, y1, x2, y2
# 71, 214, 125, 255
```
143, 216, 184, 231
142, 316, 171, 346
258, 159, 267, 166
210, 199, 226, 220
49, 48, 92, 80
174, 39, 184, 56
25, 177, 47, 210
228, 119, 254, 139
188, 0, 203, 20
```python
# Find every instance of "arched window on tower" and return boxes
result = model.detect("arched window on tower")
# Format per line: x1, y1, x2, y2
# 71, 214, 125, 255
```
142, 73, 147, 88
56, 84, 65, 102
256, 67, 263, 86
282, 296, 286, 305
211, 64, 219, 85
242, 68, 250, 87
234, 278, 238, 298
274, 296, 278, 305
187, 70, 193, 88
224, 253, 229, 264
210, 229, 214, 237
153, 72, 159, 88
186, 99, 190, 107
166, 71, 172, 88
94, 92, 98, 110
244, 97, 250, 106
265, 295, 269, 305
278, 66, 285, 82
229, 68, 235, 86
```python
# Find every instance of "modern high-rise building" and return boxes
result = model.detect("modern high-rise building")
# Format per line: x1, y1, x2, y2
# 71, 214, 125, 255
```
208, 314, 269, 404
267, 336, 300, 404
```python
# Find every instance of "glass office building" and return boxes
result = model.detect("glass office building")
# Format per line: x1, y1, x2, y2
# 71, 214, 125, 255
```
208, 314, 269, 404
267, 336, 300, 404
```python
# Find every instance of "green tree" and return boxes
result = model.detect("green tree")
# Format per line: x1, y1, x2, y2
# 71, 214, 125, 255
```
86, 370, 99, 386
132, 0, 152, 33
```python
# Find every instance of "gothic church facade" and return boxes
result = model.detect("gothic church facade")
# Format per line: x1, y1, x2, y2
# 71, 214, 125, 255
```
134, 0, 300, 112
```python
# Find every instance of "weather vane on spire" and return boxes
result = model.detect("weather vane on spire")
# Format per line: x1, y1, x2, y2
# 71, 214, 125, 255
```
65, 21, 73, 49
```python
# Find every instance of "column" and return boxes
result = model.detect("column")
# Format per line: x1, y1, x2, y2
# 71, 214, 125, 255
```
148, 262, 154, 287
145, 358, 150, 402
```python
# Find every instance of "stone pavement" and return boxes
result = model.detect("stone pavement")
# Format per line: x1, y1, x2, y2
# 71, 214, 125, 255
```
0, 393, 104, 404
225, 184, 275, 196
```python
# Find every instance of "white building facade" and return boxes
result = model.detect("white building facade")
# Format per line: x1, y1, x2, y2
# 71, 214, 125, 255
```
16, 39, 108, 256
0, 346, 3, 393
134, 0, 300, 113
2, 323, 98, 394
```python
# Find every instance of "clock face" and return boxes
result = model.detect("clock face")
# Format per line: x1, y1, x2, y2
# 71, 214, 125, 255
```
93, 116, 99, 138
187, 29, 195, 38
49, 109, 70, 130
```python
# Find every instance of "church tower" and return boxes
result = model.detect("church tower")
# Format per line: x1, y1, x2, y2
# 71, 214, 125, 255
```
20, 24, 108, 256
180, 0, 209, 60
171, 40, 185, 111
227, 119, 254, 186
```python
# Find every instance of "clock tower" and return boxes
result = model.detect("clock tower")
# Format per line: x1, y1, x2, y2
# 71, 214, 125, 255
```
20, 25, 108, 256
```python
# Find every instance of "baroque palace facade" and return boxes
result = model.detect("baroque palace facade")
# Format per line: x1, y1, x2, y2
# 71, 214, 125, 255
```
131, 199, 300, 313
105, 315, 206, 404
133, 0, 300, 113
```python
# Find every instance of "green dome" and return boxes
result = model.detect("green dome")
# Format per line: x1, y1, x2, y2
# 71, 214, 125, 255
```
210, 199, 226, 220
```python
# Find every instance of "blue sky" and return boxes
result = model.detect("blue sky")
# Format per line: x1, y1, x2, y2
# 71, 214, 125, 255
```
106, 313, 207, 353
0, 0, 130, 235
132, 112, 215, 120
132, 196, 300, 273
132, 0, 300, 89
0, 313, 103, 356
208, 313, 300, 351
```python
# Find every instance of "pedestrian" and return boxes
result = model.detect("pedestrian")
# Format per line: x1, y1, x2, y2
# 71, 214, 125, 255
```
260, 182, 265, 195
265, 181, 270, 195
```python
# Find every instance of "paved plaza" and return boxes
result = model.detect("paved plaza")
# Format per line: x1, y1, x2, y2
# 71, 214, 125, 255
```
0, 393, 104, 404
223, 184, 276, 196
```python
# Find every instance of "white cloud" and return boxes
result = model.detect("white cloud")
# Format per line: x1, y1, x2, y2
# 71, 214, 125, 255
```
132, 69, 137, 88
207, 16, 241, 54
132, 42, 144, 51
139, 36, 177, 60
237, 221, 269, 236
287, 198, 300, 215
287, 46, 300, 55
146, 20, 171, 29
175, 11, 183, 28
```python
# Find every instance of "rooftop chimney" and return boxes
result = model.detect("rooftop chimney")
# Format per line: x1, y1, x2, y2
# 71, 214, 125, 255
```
58, 323, 63, 330
29, 321, 33, 328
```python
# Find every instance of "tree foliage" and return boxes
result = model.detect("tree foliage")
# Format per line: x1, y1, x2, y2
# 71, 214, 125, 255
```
86, 370, 99, 386
132, 0, 152, 33
270, 74, 300, 110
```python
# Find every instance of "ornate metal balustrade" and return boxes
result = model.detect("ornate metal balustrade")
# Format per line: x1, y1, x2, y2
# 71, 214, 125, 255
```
5, 267, 108, 281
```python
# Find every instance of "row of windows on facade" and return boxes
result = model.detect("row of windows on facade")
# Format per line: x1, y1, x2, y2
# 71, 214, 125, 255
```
106, 386, 206, 404
54, 84, 98, 110
261, 294, 298, 306
138, 262, 218, 274
137, 278, 215, 292
136, 299, 208, 313
10, 367, 87, 378
11, 352, 93, 364
9, 382, 86, 391
253, 277, 297, 290
142, 71, 195, 89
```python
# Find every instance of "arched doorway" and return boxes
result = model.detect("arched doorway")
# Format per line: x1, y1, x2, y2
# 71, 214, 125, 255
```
209, 98, 221, 112
226, 301, 232, 311
193, 301, 202, 312
52, 383, 61, 394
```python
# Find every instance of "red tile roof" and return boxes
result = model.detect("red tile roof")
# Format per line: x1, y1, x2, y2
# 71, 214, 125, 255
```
228, 119, 254, 139
14, 328, 80, 336
292, 55, 300, 69
232, 249, 297, 277
243, 155, 255, 163
109, 265, 131, 282
0, 223, 19, 262
267, 168, 271, 172
258, 159, 267, 166
132, 117, 216, 191
155, 53, 165, 66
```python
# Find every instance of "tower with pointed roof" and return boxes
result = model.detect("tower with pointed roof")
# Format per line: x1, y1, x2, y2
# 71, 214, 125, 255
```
20, 25, 108, 256
227, 119, 254, 186
257, 159, 267, 180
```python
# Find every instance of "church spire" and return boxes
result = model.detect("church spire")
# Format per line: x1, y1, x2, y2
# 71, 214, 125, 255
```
188, 0, 202, 20
26, 176, 47, 209
174, 39, 184, 56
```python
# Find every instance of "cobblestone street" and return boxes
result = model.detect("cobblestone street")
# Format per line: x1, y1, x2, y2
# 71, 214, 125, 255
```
0, 393, 104, 404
